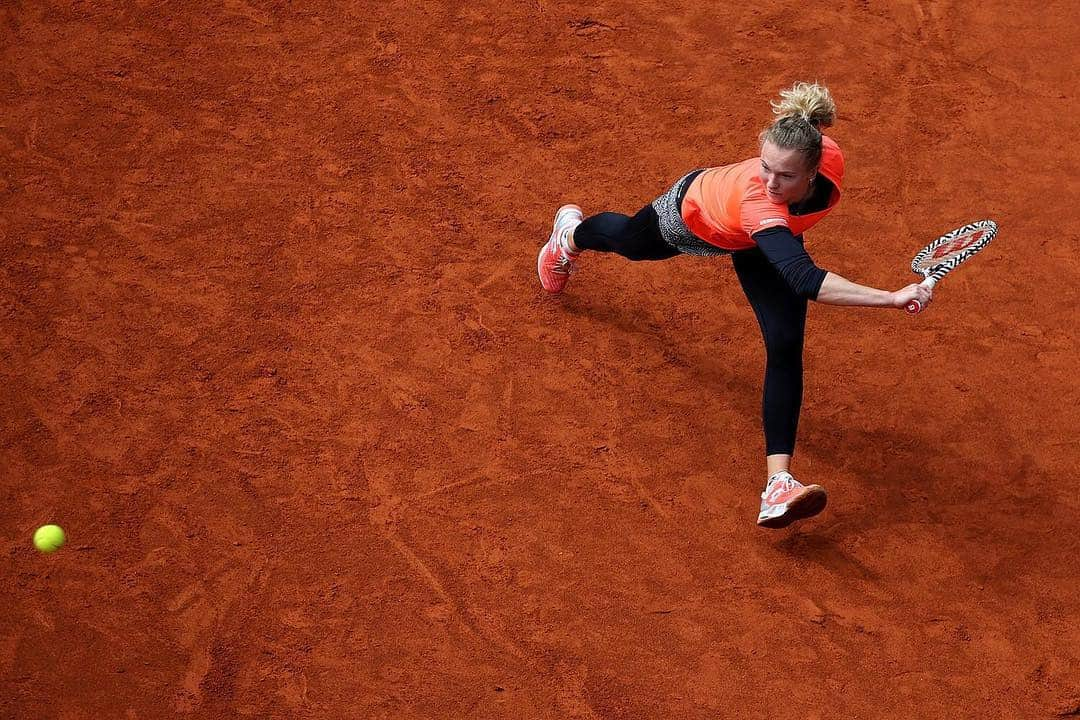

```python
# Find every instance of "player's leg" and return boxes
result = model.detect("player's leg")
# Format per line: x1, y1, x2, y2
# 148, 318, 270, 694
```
733, 245, 827, 528
538, 204, 679, 293
571, 205, 682, 260
733, 245, 807, 457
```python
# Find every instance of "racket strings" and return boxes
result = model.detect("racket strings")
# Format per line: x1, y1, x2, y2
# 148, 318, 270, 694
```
911, 220, 997, 277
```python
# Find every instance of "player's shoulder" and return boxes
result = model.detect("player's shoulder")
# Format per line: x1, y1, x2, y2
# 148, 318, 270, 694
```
820, 134, 845, 188
740, 183, 790, 232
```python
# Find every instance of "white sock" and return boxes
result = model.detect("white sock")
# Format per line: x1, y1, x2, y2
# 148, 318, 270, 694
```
560, 221, 582, 255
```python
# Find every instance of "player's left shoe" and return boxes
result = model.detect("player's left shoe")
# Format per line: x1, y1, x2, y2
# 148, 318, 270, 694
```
757, 471, 828, 528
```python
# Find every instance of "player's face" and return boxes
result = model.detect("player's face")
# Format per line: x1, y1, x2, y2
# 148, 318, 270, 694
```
760, 141, 815, 205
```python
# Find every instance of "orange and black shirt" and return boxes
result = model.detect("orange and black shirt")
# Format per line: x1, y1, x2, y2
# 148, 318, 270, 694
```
680, 136, 845, 298
681, 135, 845, 251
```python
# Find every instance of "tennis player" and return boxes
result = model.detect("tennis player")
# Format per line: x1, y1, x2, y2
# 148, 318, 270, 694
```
537, 82, 932, 529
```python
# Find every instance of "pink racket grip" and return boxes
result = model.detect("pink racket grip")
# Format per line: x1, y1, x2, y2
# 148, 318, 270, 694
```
905, 277, 937, 315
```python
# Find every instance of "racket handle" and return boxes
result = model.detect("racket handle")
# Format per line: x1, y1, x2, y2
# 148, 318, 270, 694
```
905, 276, 938, 315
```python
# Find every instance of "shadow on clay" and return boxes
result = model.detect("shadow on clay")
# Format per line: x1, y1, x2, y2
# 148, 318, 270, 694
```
775, 529, 881, 584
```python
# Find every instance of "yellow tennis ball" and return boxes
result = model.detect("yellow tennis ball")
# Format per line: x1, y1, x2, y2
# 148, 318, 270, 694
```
33, 524, 66, 553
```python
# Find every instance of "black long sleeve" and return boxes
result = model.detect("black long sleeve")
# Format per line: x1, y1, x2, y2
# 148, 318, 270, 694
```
750, 226, 828, 299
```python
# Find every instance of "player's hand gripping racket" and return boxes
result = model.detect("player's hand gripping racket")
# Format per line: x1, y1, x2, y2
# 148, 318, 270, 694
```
906, 220, 997, 314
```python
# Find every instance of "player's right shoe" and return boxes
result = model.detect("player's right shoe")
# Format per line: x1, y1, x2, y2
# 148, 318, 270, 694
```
537, 204, 583, 293
756, 471, 828, 529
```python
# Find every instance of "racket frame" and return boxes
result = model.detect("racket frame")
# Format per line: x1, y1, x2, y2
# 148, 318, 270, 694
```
906, 220, 997, 314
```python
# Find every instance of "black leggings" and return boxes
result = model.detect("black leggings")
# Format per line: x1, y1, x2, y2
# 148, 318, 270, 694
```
574, 206, 682, 261
575, 206, 805, 456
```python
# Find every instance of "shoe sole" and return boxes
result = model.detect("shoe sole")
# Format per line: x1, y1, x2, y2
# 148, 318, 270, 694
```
537, 205, 582, 293
757, 485, 828, 529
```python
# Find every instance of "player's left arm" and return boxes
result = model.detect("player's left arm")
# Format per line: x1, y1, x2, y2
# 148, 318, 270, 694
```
817, 273, 931, 309
751, 226, 827, 298
752, 227, 931, 309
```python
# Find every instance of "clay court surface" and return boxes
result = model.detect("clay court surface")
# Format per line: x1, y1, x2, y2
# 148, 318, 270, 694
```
3, 0, 1079, 717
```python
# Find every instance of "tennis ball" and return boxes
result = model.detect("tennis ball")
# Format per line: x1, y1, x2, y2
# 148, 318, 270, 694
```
33, 524, 66, 553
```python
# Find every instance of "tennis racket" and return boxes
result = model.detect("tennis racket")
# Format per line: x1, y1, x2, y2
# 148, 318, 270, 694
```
905, 220, 997, 314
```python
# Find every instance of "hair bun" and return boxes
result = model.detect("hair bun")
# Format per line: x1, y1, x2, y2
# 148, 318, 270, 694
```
771, 82, 836, 129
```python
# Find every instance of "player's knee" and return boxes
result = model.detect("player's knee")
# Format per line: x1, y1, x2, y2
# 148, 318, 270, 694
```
764, 330, 804, 364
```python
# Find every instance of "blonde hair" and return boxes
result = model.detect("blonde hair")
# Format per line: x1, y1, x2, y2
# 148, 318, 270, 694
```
760, 82, 837, 170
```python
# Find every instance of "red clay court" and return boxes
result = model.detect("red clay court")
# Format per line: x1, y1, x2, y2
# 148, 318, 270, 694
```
3, 1, 1079, 718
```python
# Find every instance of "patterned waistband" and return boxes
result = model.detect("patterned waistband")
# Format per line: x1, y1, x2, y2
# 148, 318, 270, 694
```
651, 169, 730, 257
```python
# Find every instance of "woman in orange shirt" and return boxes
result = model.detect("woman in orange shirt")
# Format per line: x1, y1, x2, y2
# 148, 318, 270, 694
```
537, 82, 932, 529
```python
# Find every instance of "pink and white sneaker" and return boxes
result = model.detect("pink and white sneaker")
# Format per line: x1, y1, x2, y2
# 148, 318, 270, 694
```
537, 204, 583, 293
757, 471, 828, 528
